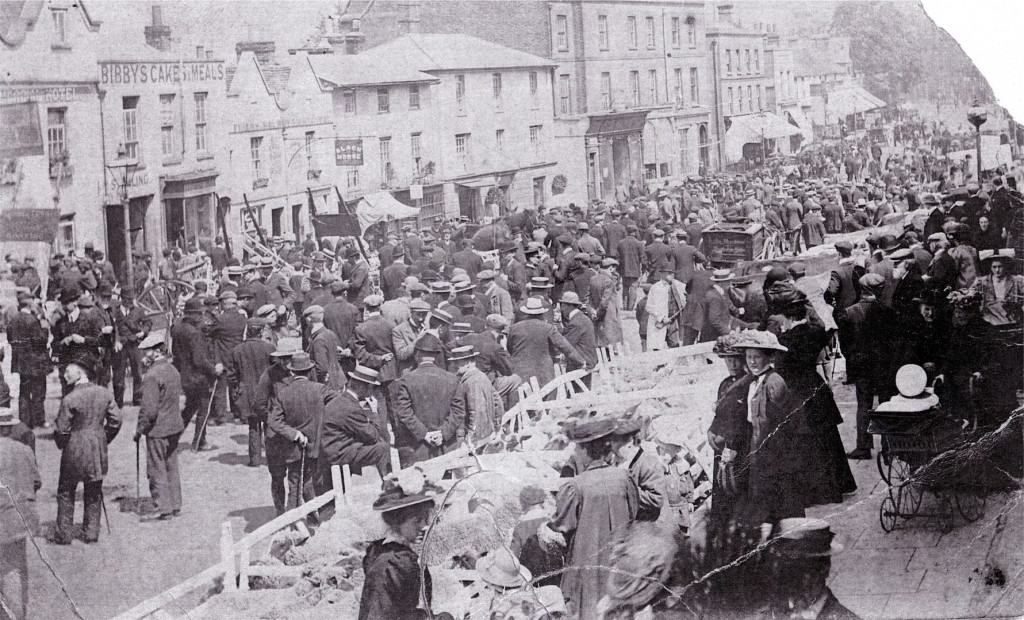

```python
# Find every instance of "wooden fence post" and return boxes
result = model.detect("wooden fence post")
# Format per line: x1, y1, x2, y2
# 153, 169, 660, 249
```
238, 547, 250, 592
342, 464, 352, 504
332, 464, 344, 513
220, 521, 236, 593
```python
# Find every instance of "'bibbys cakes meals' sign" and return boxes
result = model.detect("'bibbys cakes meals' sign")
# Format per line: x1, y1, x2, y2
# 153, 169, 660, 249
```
100, 61, 225, 85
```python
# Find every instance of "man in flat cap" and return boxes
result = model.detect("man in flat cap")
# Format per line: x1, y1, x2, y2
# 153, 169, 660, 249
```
171, 297, 223, 450
136, 331, 185, 519
6, 292, 52, 428
303, 304, 344, 391
345, 247, 371, 308
380, 245, 408, 301
353, 296, 397, 421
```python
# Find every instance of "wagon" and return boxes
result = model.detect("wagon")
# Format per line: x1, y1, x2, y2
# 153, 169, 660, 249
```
701, 222, 768, 267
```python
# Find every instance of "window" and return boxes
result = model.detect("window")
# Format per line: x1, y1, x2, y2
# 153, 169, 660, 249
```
754, 49, 760, 73
738, 87, 743, 112
630, 70, 640, 107
343, 89, 356, 114
747, 85, 753, 111
671, 17, 681, 47
528, 72, 538, 96
51, 9, 67, 45
728, 87, 734, 115
674, 68, 683, 104
689, 67, 699, 105
555, 14, 568, 51
598, 15, 609, 50
533, 176, 545, 207
600, 72, 612, 110
529, 125, 542, 153
379, 137, 392, 184
455, 133, 471, 163
495, 129, 504, 153
558, 74, 571, 115
679, 127, 689, 171
194, 92, 208, 152
492, 72, 503, 100
122, 97, 139, 160
304, 131, 315, 169
377, 88, 390, 113
745, 49, 752, 74
411, 132, 422, 174
455, 75, 466, 109
647, 69, 657, 104
250, 136, 264, 180
687, 17, 696, 47
627, 16, 637, 48
47, 108, 67, 175
346, 168, 359, 188
645, 16, 656, 48
726, 49, 732, 75
756, 85, 762, 111
409, 85, 420, 110
159, 94, 176, 157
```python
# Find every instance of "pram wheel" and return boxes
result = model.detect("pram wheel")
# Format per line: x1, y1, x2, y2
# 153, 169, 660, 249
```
879, 495, 898, 533
955, 491, 986, 523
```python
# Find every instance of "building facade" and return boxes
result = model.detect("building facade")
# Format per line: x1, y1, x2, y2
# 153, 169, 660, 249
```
0, 0, 105, 255
97, 5, 228, 281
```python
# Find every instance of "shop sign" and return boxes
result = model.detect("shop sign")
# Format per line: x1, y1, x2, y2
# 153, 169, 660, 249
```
0, 102, 43, 157
99, 61, 225, 86
335, 139, 364, 166
0, 209, 60, 242
0, 84, 93, 105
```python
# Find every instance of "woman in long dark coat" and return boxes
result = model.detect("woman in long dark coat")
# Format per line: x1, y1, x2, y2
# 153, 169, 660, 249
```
774, 298, 857, 507
358, 486, 436, 620
707, 332, 753, 530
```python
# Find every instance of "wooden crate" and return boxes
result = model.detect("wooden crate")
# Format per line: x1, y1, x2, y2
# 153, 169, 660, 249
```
702, 222, 765, 267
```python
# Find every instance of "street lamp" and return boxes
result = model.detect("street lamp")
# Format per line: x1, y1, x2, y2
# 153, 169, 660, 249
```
107, 143, 137, 299
967, 99, 988, 183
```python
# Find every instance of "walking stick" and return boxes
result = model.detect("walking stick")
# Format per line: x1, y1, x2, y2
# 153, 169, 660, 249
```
100, 489, 112, 535
135, 437, 142, 516
191, 377, 220, 452
298, 449, 306, 508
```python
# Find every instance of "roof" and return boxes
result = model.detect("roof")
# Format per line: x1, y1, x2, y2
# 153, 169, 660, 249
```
360, 34, 555, 72
260, 65, 292, 95
1, 0, 99, 47
793, 48, 844, 78
307, 53, 439, 89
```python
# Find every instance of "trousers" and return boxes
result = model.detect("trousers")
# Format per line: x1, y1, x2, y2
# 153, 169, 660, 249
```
111, 347, 127, 407
854, 382, 877, 451
286, 457, 319, 524
146, 433, 182, 515
247, 418, 264, 465
17, 374, 47, 428
0, 539, 27, 620
56, 475, 102, 542
181, 381, 213, 448
622, 277, 638, 310
268, 459, 287, 515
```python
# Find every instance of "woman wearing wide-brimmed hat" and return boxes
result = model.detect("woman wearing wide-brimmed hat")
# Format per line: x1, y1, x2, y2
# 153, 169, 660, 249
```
358, 479, 441, 620
706, 331, 753, 529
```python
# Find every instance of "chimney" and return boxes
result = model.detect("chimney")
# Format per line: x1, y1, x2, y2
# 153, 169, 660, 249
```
327, 14, 364, 55
236, 40, 276, 64
398, 1, 421, 34
195, 45, 204, 59
717, 4, 733, 23
144, 5, 172, 52
206, 49, 213, 59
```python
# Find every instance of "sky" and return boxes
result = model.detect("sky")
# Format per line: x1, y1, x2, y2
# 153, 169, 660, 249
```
922, 0, 1024, 119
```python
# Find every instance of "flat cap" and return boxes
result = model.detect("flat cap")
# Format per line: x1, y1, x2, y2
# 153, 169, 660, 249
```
302, 304, 324, 317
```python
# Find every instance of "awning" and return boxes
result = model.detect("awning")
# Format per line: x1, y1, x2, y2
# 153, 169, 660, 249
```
724, 113, 802, 163
586, 111, 648, 136
825, 86, 886, 122
355, 191, 420, 235
786, 108, 814, 142
162, 169, 219, 200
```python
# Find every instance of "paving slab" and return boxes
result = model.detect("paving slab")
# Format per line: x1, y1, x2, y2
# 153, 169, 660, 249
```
830, 567, 927, 596
841, 594, 892, 620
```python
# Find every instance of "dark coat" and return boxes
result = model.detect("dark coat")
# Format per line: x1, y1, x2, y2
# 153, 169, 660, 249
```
380, 262, 408, 301
51, 308, 105, 371
54, 382, 121, 481
837, 299, 896, 393
320, 390, 385, 468
603, 222, 627, 259
451, 249, 483, 281
827, 262, 862, 311
209, 310, 247, 364
645, 240, 673, 274
393, 362, 462, 464
669, 242, 707, 284
171, 316, 218, 389
308, 326, 345, 390
268, 375, 332, 462
701, 286, 746, 342
228, 337, 276, 420
358, 540, 430, 620
616, 237, 645, 278
323, 298, 361, 347
456, 331, 513, 379
507, 317, 585, 387
561, 310, 598, 371
354, 315, 398, 382
138, 359, 184, 438
347, 260, 371, 305
6, 310, 52, 377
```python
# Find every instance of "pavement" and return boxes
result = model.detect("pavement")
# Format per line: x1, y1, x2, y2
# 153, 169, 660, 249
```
3, 325, 1023, 620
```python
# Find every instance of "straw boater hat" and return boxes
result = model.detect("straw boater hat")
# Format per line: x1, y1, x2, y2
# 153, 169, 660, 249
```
271, 337, 303, 358
348, 364, 381, 386
528, 276, 553, 290
0, 407, 19, 427
710, 269, 735, 283
732, 329, 788, 352
520, 297, 547, 315
449, 345, 478, 362
475, 548, 533, 589
138, 330, 166, 350
980, 248, 1015, 263
771, 518, 844, 557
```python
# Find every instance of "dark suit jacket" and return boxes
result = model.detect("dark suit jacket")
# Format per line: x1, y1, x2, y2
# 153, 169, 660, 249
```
138, 359, 184, 438
228, 337, 276, 419
309, 326, 345, 390
616, 237, 645, 278
323, 298, 360, 347
701, 286, 742, 342
393, 362, 463, 464
561, 311, 598, 370
210, 310, 247, 364
457, 331, 514, 378
268, 376, 332, 462
380, 262, 408, 301
170, 317, 217, 389
320, 390, 384, 467
6, 311, 52, 376
828, 262, 862, 311
507, 318, 584, 386
645, 241, 672, 274
452, 249, 484, 282
837, 298, 896, 392
346, 260, 371, 305
669, 242, 707, 284
354, 315, 397, 382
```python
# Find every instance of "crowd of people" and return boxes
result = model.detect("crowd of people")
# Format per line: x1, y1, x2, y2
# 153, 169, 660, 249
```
1, 127, 1023, 618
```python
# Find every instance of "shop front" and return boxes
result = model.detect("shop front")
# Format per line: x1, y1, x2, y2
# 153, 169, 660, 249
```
585, 111, 647, 203
162, 169, 219, 253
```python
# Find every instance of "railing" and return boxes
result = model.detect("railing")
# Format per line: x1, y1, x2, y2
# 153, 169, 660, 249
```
113, 464, 354, 620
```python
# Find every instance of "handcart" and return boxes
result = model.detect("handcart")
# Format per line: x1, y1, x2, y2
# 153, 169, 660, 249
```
868, 368, 987, 532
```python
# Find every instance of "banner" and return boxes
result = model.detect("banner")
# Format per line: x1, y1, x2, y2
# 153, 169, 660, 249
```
0, 102, 43, 158
312, 213, 361, 238
0, 209, 60, 242
334, 139, 363, 166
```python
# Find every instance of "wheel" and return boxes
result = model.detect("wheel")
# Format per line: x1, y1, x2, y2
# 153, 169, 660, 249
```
955, 491, 986, 523
888, 456, 913, 487
879, 496, 898, 532
876, 449, 891, 485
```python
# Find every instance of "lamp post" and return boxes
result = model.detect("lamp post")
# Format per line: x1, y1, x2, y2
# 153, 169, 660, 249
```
967, 99, 988, 183
107, 143, 137, 299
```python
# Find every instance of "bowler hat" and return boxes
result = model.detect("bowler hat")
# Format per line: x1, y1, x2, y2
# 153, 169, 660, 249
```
287, 352, 315, 372
558, 291, 583, 306
184, 297, 205, 314
449, 345, 478, 361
